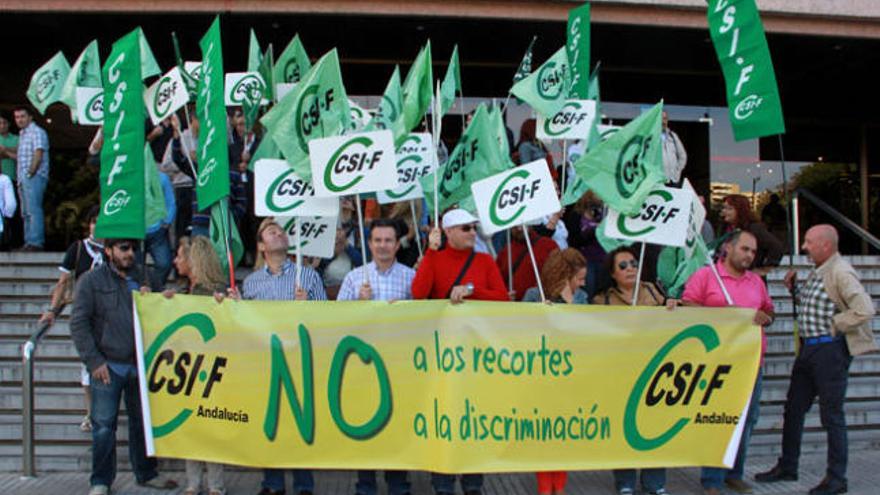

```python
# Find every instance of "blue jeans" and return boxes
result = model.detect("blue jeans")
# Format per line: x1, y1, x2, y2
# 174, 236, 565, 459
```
356, 470, 411, 495
18, 174, 46, 247
90, 366, 157, 487
701, 369, 763, 488
262, 469, 314, 494
613, 468, 666, 492
431, 473, 483, 494
145, 227, 172, 290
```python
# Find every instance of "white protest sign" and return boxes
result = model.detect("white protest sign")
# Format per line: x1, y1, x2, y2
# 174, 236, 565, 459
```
144, 67, 189, 125
376, 133, 435, 204
470, 159, 561, 236
185, 61, 202, 81
347, 100, 373, 132
604, 185, 696, 247
537, 99, 597, 140
254, 159, 340, 217
309, 130, 399, 197
597, 124, 622, 141
275, 82, 296, 101
224, 72, 269, 107
280, 216, 337, 259
682, 179, 707, 256
75, 87, 103, 125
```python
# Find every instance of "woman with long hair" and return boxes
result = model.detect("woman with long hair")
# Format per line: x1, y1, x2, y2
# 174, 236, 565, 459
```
719, 194, 784, 276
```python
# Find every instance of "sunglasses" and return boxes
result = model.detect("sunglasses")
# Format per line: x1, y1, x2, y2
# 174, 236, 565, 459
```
617, 259, 639, 271
458, 224, 477, 233
115, 243, 134, 252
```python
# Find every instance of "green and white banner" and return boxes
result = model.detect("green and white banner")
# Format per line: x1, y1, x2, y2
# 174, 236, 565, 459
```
26, 51, 70, 115
60, 40, 102, 122
681, 179, 707, 257
185, 61, 202, 81
566, 3, 591, 99
225, 72, 268, 107
536, 99, 596, 140
510, 47, 570, 117
144, 67, 189, 125
603, 186, 695, 247
707, 0, 784, 141
96, 29, 145, 239
274, 34, 311, 85
471, 159, 561, 236
280, 216, 338, 259
195, 16, 231, 210
254, 158, 340, 217
376, 133, 435, 204
75, 87, 104, 126
308, 129, 398, 196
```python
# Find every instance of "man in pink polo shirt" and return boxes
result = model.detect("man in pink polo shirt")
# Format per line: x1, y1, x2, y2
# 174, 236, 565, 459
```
681, 229, 774, 495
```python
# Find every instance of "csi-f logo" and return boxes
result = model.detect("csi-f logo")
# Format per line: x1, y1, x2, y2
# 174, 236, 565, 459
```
35, 69, 61, 102
543, 101, 588, 137
266, 168, 313, 213
376, 94, 399, 124
617, 190, 680, 237
439, 136, 479, 197
323, 135, 383, 193
153, 76, 179, 118
296, 85, 336, 152
616, 135, 653, 199
198, 158, 218, 187
231, 74, 265, 105
283, 217, 329, 248
623, 324, 732, 451
103, 189, 131, 216
489, 169, 540, 226
734, 94, 763, 121
86, 91, 104, 122
536, 61, 567, 99
145, 313, 226, 437
283, 59, 303, 83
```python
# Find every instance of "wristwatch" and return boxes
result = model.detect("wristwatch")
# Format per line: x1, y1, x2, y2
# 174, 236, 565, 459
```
465, 282, 474, 296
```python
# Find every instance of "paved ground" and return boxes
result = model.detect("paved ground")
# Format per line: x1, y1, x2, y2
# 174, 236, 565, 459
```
2, 452, 879, 495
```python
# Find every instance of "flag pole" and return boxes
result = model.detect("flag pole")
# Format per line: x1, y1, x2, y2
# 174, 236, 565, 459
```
354, 193, 369, 286
506, 229, 514, 296
777, 133, 800, 352
295, 218, 303, 289
631, 242, 646, 306
560, 139, 568, 197
431, 82, 442, 228
708, 256, 734, 306
410, 199, 423, 259
222, 199, 236, 291
521, 225, 545, 303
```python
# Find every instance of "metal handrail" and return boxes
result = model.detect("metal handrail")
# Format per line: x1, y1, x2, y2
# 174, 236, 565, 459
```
21, 303, 66, 478
792, 187, 880, 253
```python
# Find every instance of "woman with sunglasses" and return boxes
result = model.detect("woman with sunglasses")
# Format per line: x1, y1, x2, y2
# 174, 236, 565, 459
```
593, 246, 672, 495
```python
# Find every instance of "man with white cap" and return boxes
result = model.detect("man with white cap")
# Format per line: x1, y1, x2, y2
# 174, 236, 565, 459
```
411, 208, 507, 495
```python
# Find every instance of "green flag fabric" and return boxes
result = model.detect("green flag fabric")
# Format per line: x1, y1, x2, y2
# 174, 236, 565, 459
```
26, 51, 70, 115
707, 0, 784, 141
402, 41, 433, 133
566, 3, 591, 99
657, 235, 712, 298
274, 34, 312, 84
488, 104, 513, 158
571, 101, 665, 216
439, 45, 461, 117
420, 104, 513, 216
136, 27, 161, 80
172, 32, 199, 100
258, 44, 275, 102
509, 47, 571, 117
144, 144, 167, 228
247, 29, 262, 73
261, 49, 350, 182
59, 41, 101, 121
96, 29, 145, 239
248, 131, 281, 171
195, 17, 231, 210
209, 198, 244, 278
366, 66, 406, 146
596, 215, 634, 253
513, 36, 537, 84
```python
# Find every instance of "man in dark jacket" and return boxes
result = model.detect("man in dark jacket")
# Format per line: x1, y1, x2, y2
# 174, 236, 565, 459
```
69, 238, 177, 495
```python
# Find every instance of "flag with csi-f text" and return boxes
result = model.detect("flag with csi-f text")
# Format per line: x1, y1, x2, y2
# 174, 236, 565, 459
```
707, 0, 784, 141
274, 34, 311, 85
510, 47, 571, 117
566, 3, 591, 99
571, 102, 665, 216
59, 40, 102, 122
195, 17, 231, 210
261, 49, 350, 183
172, 32, 199, 100
26, 51, 70, 115
96, 29, 145, 239
402, 41, 433, 134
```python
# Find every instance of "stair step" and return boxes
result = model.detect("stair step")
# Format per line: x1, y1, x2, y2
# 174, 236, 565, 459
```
755, 400, 880, 431
0, 282, 58, 297
763, 354, 880, 377
0, 340, 78, 360
0, 361, 85, 385
0, 252, 64, 264
0, 265, 64, 280
747, 427, 880, 458
0, 300, 70, 317
0, 319, 70, 338
760, 376, 880, 402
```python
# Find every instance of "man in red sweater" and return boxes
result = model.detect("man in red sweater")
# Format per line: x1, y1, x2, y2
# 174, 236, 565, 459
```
411, 208, 506, 495
496, 225, 559, 301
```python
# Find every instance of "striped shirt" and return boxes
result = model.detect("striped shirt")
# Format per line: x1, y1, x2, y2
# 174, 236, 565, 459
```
17, 123, 49, 180
336, 261, 415, 301
797, 273, 837, 338
242, 259, 327, 301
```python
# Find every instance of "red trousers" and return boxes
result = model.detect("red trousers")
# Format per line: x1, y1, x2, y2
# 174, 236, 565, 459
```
536, 471, 567, 494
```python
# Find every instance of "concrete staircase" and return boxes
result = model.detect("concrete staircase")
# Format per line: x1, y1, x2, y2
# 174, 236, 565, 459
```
1, 252, 879, 473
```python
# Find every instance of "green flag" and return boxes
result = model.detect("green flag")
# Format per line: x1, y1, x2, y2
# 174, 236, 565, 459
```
195, 17, 231, 210
439, 45, 461, 117
707, 0, 784, 141
274, 34, 311, 84
209, 198, 244, 279
136, 27, 161, 80
144, 144, 167, 227
96, 29, 145, 239
59, 41, 101, 121
247, 29, 262, 73
258, 44, 275, 102
402, 41, 433, 133
248, 132, 281, 171
172, 32, 198, 100
513, 36, 537, 84
596, 215, 634, 253
488, 104, 513, 158
26, 51, 70, 115
242, 43, 274, 132
510, 47, 571, 117
261, 49, 350, 182
420, 104, 513, 216
566, 3, 591, 99
571, 101, 665, 215
657, 235, 713, 298
366, 66, 406, 146
587, 62, 601, 101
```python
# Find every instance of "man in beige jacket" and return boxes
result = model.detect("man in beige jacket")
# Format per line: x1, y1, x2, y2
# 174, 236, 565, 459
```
756, 225, 877, 495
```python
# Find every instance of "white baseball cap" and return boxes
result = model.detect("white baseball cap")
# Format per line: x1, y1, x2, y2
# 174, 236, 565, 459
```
442, 209, 478, 229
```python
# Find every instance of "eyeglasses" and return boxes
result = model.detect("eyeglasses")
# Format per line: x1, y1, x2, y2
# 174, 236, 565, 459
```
115, 243, 134, 252
458, 224, 477, 233
617, 260, 638, 270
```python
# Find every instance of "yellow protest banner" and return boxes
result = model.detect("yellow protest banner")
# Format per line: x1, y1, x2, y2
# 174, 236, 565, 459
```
133, 293, 760, 472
